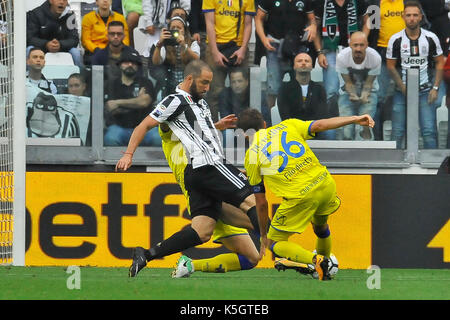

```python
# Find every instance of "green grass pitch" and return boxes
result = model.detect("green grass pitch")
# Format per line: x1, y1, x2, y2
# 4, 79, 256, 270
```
1, 266, 449, 300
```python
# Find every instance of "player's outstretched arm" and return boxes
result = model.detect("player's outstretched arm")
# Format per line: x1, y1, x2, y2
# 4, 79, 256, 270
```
310, 114, 375, 133
115, 115, 160, 172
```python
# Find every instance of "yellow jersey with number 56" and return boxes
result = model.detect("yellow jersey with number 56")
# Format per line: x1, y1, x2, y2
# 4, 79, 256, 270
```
244, 119, 330, 199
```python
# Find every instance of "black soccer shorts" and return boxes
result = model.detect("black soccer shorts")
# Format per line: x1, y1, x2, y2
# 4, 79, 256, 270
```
184, 161, 253, 220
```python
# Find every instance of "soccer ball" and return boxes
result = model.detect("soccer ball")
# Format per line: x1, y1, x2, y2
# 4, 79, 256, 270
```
308, 251, 339, 279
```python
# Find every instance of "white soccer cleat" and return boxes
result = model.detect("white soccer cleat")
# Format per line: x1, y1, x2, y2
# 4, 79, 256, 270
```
172, 255, 195, 278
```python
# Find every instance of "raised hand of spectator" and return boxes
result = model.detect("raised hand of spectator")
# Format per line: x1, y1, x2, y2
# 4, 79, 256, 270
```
304, 24, 316, 42
159, 28, 172, 43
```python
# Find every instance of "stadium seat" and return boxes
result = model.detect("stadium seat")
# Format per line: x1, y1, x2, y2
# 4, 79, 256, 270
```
436, 99, 448, 148
134, 27, 149, 57
45, 52, 75, 65
271, 102, 281, 125
42, 65, 80, 92
259, 56, 267, 81
311, 59, 323, 82
438, 121, 448, 149
383, 120, 392, 141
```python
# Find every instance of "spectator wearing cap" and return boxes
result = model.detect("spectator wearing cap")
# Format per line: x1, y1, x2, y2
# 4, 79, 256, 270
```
104, 51, 160, 146
152, 16, 200, 97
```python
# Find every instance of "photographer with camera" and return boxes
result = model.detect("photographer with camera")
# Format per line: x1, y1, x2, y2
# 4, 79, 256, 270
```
152, 16, 200, 97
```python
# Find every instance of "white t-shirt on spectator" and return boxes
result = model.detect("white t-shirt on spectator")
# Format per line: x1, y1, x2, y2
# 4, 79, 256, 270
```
159, 41, 200, 61
336, 46, 382, 95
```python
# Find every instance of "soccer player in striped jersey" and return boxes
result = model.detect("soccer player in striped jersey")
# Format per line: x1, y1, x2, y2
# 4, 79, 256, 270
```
116, 59, 261, 277
238, 108, 374, 280
158, 121, 259, 278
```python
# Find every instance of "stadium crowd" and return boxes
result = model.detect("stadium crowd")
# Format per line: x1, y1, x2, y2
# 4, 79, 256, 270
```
22, 0, 450, 148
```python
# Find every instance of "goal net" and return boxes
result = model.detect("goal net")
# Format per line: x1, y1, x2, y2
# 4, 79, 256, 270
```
1, 0, 26, 266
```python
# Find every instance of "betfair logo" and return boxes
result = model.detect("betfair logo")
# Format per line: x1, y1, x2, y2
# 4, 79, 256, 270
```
219, 8, 240, 18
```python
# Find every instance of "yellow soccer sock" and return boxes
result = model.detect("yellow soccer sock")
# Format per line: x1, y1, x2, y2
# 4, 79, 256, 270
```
192, 253, 241, 273
272, 241, 315, 264
315, 235, 332, 258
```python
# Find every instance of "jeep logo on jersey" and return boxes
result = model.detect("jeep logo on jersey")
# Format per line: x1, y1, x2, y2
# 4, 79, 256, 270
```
218, 8, 240, 18
199, 108, 211, 119
404, 57, 426, 65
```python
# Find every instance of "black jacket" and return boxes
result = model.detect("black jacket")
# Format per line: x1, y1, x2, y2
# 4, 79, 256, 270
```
26, 0, 79, 52
277, 76, 330, 121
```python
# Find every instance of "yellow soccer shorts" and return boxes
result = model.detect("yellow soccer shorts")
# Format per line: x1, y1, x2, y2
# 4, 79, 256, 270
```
268, 176, 341, 242
212, 219, 249, 244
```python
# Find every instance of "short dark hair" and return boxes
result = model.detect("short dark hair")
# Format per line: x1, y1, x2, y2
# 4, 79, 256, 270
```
237, 108, 265, 132
184, 59, 211, 79
108, 20, 125, 29
403, 0, 423, 12
68, 73, 86, 83
230, 67, 249, 81
27, 47, 44, 58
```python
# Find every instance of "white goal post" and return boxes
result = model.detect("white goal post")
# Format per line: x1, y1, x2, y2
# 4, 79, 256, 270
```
0, 0, 26, 266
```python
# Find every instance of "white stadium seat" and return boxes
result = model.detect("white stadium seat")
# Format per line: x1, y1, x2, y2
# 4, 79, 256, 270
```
44, 52, 75, 66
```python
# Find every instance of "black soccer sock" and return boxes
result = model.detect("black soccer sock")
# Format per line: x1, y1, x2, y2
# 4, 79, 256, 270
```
246, 206, 260, 235
144, 225, 203, 261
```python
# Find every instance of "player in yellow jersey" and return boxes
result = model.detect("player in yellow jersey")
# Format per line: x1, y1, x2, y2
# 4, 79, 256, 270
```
238, 109, 375, 280
158, 117, 260, 278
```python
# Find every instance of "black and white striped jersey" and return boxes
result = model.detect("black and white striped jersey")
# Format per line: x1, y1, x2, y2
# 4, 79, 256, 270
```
386, 28, 443, 91
150, 87, 224, 169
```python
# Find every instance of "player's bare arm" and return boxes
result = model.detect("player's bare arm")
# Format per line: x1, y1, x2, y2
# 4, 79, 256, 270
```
115, 115, 160, 172
254, 192, 269, 260
310, 114, 375, 133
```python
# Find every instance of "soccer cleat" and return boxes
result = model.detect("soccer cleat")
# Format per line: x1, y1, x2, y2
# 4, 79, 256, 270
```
172, 255, 194, 278
129, 247, 147, 278
274, 258, 315, 275
314, 254, 331, 281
